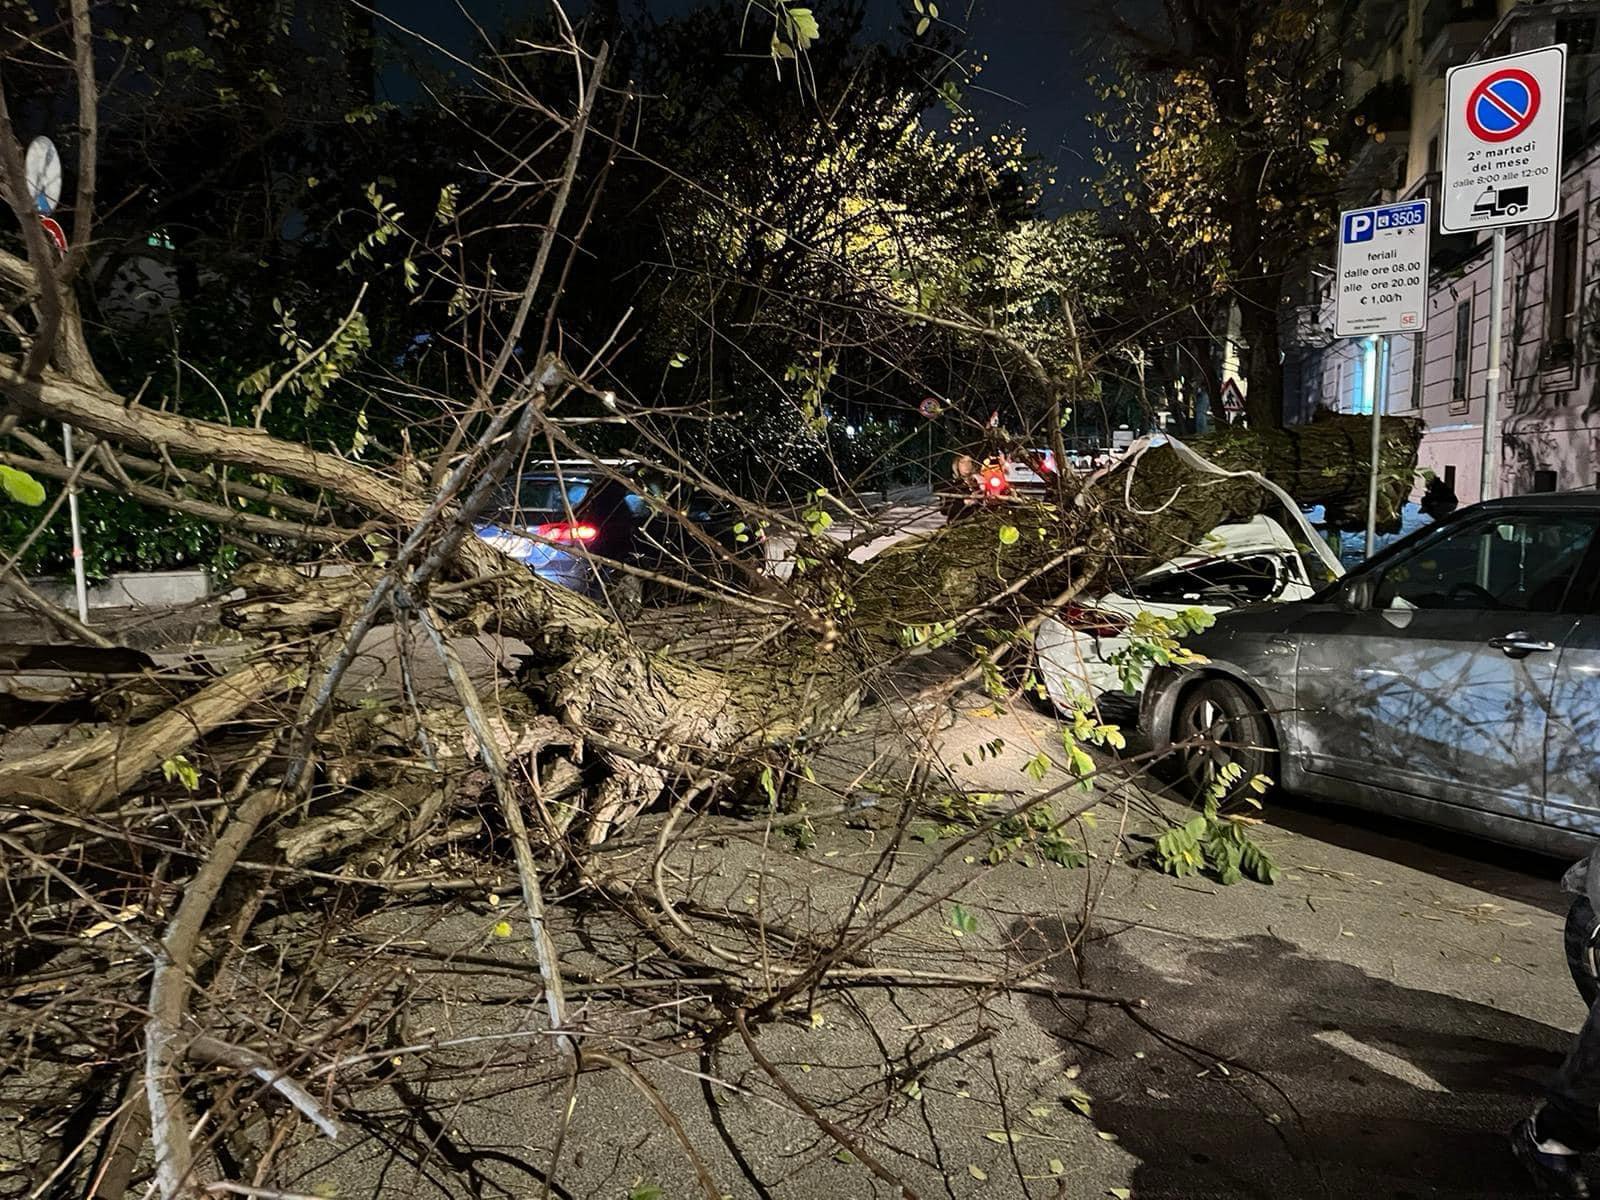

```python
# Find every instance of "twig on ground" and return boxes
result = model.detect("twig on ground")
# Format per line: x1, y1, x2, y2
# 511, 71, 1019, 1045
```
734, 1008, 920, 1200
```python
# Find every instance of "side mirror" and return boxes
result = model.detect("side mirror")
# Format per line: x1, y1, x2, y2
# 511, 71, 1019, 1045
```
1339, 576, 1376, 612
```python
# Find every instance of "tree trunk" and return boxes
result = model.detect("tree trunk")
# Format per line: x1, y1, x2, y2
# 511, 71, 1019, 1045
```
1237, 275, 1286, 430
3, 332, 1420, 841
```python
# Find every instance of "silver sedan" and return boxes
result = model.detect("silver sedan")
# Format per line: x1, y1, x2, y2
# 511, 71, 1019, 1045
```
1141, 493, 1600, 858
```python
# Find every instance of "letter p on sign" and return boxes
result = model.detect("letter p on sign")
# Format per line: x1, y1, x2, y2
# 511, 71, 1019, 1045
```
1342, 212, 1374, 244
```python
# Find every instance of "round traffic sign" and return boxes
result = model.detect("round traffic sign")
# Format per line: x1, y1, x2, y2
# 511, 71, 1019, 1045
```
39, 217, 67, 252
24, 136, 61, 214
1465, 68, 1541, 143
39, 217, 67, 253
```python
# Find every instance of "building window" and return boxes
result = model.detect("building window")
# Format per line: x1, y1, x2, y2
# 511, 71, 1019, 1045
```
1547, 213, 1581, 350
1451, 300, 1472, 412
1443, 465, 1457, 493
1533, 469, 1559, 493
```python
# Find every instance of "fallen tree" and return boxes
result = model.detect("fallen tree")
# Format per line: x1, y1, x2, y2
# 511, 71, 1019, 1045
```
0, 13, 1423, 1200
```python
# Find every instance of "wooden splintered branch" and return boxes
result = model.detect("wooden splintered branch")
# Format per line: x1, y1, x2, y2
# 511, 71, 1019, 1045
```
412, 598, 573, 1060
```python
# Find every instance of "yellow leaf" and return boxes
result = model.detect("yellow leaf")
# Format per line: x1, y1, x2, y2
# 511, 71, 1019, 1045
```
968, 1165, 988, 1181
492, 921, 512, 938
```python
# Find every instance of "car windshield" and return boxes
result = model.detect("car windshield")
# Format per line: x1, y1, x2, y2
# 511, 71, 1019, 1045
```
1129, 555, 1283, 605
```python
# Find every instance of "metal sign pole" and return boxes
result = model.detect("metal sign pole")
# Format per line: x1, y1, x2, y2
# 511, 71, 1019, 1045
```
1365, 333, 1393, 557
62, 423, 89, 623
1480, 227, 1507, 502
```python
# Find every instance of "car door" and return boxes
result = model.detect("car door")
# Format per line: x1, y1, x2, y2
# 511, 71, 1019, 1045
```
1544, 562, 1600, 838
1292, 510, 1597, 824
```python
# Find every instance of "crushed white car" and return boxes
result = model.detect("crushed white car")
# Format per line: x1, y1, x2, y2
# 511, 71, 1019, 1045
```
1032, 515, 1336, 711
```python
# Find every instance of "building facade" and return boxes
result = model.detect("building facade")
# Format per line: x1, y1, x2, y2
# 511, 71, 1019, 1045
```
1287, 0, 1600, 501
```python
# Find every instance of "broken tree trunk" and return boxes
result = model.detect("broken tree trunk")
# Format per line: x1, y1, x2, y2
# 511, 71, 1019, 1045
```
200, 409, 1421, 841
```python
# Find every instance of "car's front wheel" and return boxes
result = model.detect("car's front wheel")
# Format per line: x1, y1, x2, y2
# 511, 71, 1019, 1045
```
1171, 676, 1275, 800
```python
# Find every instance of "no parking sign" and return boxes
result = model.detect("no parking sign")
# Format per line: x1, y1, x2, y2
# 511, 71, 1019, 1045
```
1441, 45, 1566, 233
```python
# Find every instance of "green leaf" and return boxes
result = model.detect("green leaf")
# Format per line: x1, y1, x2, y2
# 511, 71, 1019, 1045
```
759, 766, 778, 806
1022, 752, 1051, 783
160, 754, 200, 792
916, 15, 931, 35
998, 524, 1020, 546
434, 183, 459, 222
0, 464, 45, 506
948, 903, 979, 936
1040, 834, 1088, 869
787, 6, 820, 45
628, 1183, 664, 1200
1240, 838, 1281, 885
1049, 1158, 1066, 1175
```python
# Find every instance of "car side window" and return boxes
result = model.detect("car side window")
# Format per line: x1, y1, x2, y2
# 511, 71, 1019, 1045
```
1130, 555, 1284, 605
1371, 514, 1596, 612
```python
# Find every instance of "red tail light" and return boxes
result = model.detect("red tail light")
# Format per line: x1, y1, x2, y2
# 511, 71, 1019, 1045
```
536, 522, 598, 543
1061, 604, 1128, 636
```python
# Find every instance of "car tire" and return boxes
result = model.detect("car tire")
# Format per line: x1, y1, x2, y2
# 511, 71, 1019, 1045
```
1566, 894, 1600, 1008
1170, 676, 1276, 801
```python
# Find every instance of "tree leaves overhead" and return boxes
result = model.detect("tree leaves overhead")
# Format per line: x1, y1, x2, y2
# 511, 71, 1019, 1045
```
1091, 0, 1368, 424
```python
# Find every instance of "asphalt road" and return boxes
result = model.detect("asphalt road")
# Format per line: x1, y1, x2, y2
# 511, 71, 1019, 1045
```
4, 527, 1580, 1197
261, 685, 1582, 1200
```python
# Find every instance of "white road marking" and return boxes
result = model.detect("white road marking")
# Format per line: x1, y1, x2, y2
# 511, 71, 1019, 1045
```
1312, 1029, 1450, 1093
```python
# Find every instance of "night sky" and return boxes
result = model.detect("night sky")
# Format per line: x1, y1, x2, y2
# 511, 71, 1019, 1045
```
379, 1, 1135, 204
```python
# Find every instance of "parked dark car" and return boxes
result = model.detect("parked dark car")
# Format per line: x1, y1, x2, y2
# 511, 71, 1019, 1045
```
474, 464, 760, 606
1142, 491, 1600, 857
